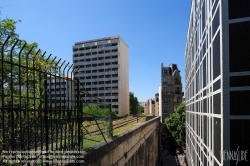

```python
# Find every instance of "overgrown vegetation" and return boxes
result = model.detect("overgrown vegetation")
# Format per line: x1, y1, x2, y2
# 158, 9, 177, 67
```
82, 104, 117, 117
165, 102, 186, 147
138, 105, 144, 114
0, 17, 59, 108
0, 16, 60, 150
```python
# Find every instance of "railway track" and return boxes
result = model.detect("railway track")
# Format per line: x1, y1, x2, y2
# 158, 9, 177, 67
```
83, 117, 141, 136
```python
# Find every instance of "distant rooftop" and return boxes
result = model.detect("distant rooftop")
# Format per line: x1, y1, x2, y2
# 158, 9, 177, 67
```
74, 36, 129, 48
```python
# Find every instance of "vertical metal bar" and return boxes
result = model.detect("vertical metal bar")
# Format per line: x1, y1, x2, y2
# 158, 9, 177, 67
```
44, 79, 49, 166
62, 63, 69, 150
109, 104, 113, 139
67, 64, 73, 150
51, 56, 56, 152
9, 102, 15, 150
55, 59, 61, 151
18, 42, 27, 150
19, 104, 23, 149
77, 79, 80, 152
40, 51, 46, 151
58, 60, 65, 150
58, 61, 63, 161
26, 46, 34, 151
24, 104, 27, 150
10, 39, 19, 151
27, 102, 30, 150
80, 101, 83, 148
72, 67, 77, 150
44, 52, 52, 166
33, 49, 40, 151
1, 35, 11, 150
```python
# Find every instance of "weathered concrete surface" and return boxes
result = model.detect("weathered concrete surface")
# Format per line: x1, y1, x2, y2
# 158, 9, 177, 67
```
81, 116, 161, 166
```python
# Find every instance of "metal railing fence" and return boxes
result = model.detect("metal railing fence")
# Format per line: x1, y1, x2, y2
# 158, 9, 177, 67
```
0, 35, 110, 165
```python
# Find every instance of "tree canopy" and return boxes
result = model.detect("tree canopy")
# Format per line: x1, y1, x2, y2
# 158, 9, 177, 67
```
165, 102, 186, 147
129, 92, 138, 114
0, 17, 59, 108
138, 105, 144, 114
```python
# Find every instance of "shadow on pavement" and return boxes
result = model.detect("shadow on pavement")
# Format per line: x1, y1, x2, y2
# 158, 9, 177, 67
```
160, 125, 187, 166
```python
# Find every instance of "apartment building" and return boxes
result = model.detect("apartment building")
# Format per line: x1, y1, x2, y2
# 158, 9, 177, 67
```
13, 75, 75, 109
144, 99, 155, 115
159, 63, 183, 122
72, 36, 129, 116
46, 75, 75, 109
154, 93, 159, 116
144, 95, 159, 116
185, 0, 250, 165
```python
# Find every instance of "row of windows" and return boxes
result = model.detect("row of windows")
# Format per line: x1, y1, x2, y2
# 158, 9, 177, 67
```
76, 62, 118, 68
84, 99, 119, 104
75, 74, 118, 81
77, 68, 118, 75
186, 31, 221, 101
84, 92, 118, 97
47, 94, 67, 98
73, 43, 118, 51
47, 82, 67, 86
162, 78, 181, 84
187, 89, 250, 116
77, 75, 119, 80
186, 113, 221, 162
186, 92, 221, 114
74, 55, 118, 62
186, 1, 250, 165
162, 87, 181, 92
186, 0, 220, 86
83, 86, 118, 91
47, 88, 67, 91
73, 49, 118, 56
47, 98, 68, 105
187, 119, 250, 165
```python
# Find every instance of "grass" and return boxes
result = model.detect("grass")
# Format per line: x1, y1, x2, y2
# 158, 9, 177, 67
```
113, 115, 133, 125
82, 115, 147, 149
0, 116, 147, 156
113, 117, 147, 136
83, 135, 108, 149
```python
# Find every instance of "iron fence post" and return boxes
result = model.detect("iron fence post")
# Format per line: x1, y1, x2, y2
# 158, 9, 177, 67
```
109, 104, 113, 139
77, 78, 81, 166
44, 78, 49, 166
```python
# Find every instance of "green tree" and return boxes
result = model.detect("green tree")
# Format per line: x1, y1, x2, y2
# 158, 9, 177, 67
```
138, 105, 144, 114
0, 17, 58, 108
165, 102, 186, 147
0, 16, 60, 150
129, 92, 138, 114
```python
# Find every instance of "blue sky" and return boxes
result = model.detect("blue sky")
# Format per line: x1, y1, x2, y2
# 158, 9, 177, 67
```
1, 0, 191, 102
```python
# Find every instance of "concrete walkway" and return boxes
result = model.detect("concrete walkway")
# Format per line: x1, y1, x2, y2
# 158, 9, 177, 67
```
161, 149, 187, 166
